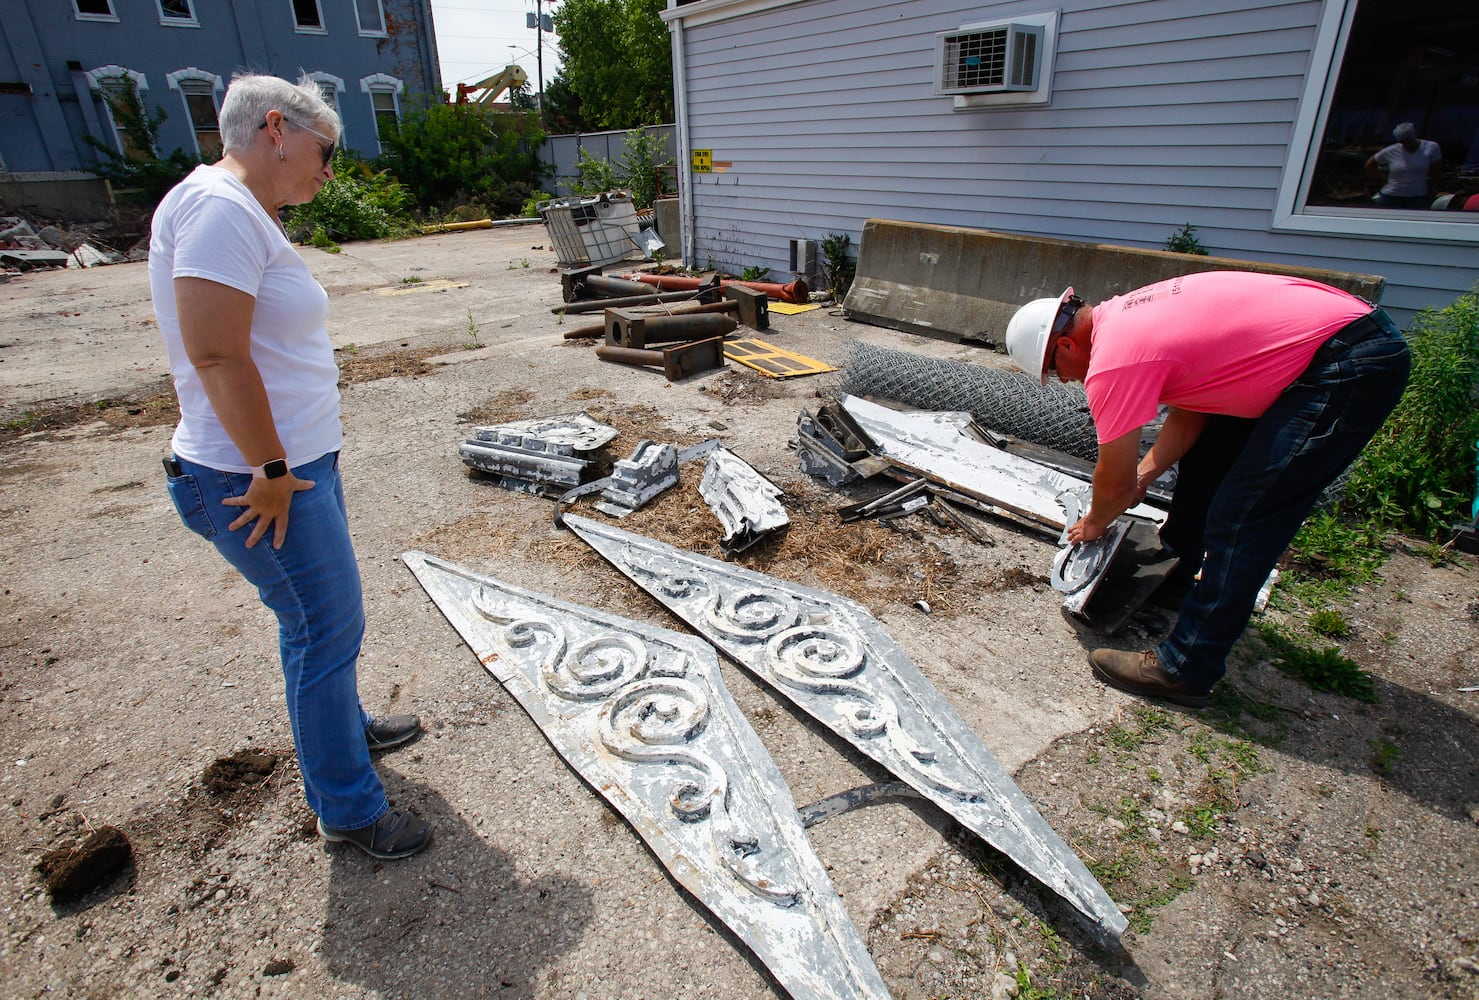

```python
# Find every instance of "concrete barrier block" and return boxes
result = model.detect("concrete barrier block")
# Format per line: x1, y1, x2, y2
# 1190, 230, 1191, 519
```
842, 219, 1386, 347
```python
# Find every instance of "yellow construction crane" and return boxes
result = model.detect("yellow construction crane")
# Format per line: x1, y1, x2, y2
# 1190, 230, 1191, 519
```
455, 64, 529, 105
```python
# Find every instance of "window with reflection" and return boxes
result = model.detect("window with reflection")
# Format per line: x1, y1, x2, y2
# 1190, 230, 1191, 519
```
1305, 0, 1479, 215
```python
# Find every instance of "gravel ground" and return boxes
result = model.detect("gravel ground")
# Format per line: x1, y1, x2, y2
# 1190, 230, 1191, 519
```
1, 227, 1476, 999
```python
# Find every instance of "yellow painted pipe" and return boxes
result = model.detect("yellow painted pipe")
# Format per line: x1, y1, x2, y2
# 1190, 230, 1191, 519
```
419, 219, 494, 234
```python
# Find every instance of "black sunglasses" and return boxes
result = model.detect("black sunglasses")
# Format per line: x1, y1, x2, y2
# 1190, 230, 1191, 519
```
1051, 294, 1085, 337
259, 117, 337, 166
1044, 295, 1085, 375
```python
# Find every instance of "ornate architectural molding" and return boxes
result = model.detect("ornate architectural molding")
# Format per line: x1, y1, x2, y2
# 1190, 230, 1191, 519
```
562, 516, 1128, 940
401, 551, 893, 999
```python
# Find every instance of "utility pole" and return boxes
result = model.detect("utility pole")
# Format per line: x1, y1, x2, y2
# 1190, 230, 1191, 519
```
534, 0, 546, 127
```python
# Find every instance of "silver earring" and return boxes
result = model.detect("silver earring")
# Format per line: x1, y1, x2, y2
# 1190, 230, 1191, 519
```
277, 146, 286, 162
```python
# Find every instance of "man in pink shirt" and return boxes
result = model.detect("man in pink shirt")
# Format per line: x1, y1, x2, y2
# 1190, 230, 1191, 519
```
1005, 271, 1409, 707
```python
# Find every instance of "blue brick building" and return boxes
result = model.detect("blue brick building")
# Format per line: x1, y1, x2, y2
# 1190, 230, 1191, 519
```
0, 0, 441, 176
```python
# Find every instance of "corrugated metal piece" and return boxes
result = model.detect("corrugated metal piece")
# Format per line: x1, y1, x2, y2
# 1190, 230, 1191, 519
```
699, 446, 790, 552
401, 551, 893, 1000
561, 515, 1129, 942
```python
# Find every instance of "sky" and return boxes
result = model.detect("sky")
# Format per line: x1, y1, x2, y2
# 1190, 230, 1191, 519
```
429, 0, 564, 96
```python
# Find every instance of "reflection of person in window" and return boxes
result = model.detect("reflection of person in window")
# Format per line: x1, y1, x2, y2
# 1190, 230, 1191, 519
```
1366, 122, 1442, 208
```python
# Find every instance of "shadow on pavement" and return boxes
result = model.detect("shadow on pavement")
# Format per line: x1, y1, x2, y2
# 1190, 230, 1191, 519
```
321, 773, 593, 1000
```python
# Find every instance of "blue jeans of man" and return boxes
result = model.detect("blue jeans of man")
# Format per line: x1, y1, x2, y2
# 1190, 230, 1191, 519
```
165, 450, 388, 830
1155, 310, 1411, 692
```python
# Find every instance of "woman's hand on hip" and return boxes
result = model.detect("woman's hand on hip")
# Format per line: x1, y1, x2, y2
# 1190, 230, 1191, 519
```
222, 472, 316, 549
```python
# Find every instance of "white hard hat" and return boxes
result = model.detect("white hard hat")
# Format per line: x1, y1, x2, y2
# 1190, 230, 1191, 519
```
1005, 287, 1076, 386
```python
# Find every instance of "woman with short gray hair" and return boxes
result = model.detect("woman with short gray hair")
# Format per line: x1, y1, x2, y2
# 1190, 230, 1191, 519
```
148, 72, 431, 860
216, 72, 340, 155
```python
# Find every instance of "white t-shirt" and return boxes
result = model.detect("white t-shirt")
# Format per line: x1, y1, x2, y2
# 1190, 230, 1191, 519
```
148, 164, 341, 472
1373, 139, 1442, 197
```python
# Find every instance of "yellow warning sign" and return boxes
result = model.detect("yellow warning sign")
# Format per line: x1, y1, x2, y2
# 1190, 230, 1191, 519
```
723, 338, 836, 379
690, 148, 713, 173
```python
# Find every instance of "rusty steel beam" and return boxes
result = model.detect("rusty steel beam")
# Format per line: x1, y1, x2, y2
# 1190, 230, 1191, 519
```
595, 337, 727, 381
604, 309, 737, 349
622, 271, 810, 305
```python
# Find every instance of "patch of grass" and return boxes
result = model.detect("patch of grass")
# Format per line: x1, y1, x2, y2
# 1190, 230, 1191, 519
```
1308, 607, 1351, 638
462, 308, 482, 350
1127, 873, 1195, 935
1014, 963, 1072, 1000
1186, 729, 1216, 764
400, 275, 423, 284
1087, 851, 1141, 896
1370, 736, 1400, 776
1255, 622, 1377, 702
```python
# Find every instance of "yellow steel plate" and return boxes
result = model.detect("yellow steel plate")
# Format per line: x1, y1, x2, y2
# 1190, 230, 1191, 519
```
723, 338, 836, 379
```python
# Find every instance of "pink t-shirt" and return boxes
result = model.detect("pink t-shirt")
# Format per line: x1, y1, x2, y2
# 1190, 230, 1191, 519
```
1084, 272, 1373, 443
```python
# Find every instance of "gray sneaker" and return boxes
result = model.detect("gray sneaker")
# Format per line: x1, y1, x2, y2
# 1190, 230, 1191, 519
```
318, 809, 431, 859
365, 714, 422, 752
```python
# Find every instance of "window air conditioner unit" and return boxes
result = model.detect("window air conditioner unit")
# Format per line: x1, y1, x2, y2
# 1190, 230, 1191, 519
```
934, 22, 1044, 95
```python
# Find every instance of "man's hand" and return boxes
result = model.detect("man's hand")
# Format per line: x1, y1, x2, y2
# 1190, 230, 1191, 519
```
1066, 516, 1106, 544
222, 472, 315, 549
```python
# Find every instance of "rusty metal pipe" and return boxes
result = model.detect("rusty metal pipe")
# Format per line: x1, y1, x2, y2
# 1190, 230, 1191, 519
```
581, 274, 653, 298
563, 322, 607, 339
621, 272, 809, 304
597, 337, 726, 381
618, 312, 736, 344
553, 289, 708, 314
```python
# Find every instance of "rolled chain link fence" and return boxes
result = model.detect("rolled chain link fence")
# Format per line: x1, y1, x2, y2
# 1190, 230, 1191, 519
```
828, 340, 1102, 462
826, 339, 1348, 508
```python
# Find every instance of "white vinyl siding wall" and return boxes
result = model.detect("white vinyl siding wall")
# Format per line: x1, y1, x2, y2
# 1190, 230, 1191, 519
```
673, 0, 1479, 320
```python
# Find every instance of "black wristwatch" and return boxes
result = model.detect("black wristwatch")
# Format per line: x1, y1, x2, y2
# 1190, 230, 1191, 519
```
251, 459, 290, 480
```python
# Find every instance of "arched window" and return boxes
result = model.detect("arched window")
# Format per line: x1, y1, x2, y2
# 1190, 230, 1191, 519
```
167, 68, 224, 160
307, 72, 347, 148
360, 73, 404, 154
85, 66, 151, 159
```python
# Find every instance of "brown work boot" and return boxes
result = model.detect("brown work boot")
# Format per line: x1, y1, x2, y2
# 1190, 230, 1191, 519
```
1088, 648, 1211, 708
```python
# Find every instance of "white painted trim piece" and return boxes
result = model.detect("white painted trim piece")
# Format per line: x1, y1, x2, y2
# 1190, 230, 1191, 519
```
290, 0, 326, 33
1272, 0, 1479, 246
165, 68, 223, 92
84, 66, 147, 92
354, 0, 388, 36
662, 0, 808, 28
72, 0, 119, 23
306, 71, 346, 93
671, 17, 695, 267
155, 0, 199, 27
359, 73, 405, 94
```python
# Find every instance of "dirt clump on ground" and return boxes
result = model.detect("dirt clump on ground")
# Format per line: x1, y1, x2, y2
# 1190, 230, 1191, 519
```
201, 750, 279, 797
35, 826, 135, 905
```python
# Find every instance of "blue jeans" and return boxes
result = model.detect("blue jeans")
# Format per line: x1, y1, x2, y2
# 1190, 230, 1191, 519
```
1156, 310, 1411, 692
165, 451, 387, 830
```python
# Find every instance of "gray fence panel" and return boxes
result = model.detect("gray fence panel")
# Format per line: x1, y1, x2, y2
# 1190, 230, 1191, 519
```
539, 125, 676, 198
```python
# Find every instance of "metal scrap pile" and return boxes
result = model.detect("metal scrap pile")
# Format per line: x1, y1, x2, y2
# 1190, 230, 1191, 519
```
796, 392, 1173, 631
458, 411, 789, 553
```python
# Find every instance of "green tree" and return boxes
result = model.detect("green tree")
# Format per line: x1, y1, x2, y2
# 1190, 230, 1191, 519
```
553, 0, 673, 129
540, 74, 591, 134
82, 76, 198, 205
374, 97, 547, 217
